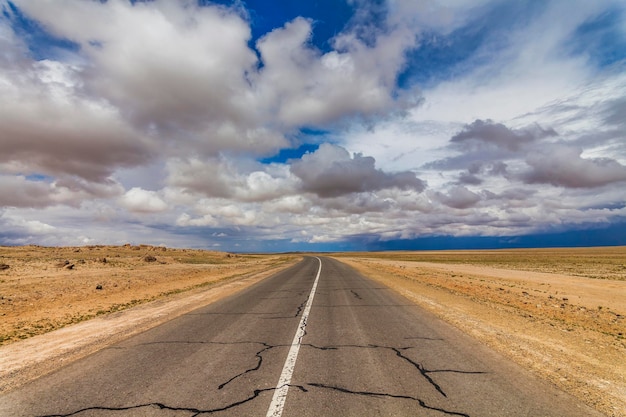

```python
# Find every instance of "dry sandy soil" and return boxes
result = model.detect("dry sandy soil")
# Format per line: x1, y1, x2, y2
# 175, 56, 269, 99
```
333, 247, 626, 417
0, 245, 299, 392
1, 246, 624, 416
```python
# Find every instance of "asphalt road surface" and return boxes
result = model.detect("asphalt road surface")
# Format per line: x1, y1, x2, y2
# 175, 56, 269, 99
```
0, 257, 603, 416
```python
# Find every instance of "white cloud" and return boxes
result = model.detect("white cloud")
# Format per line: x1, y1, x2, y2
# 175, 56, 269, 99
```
165, 157, 298, 202
119, 187, 168, 213
176, 213, 218, 228
253, 15, 414, 127
3, 213, 56, 234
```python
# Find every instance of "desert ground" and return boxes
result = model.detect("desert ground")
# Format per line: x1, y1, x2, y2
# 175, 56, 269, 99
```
1, 245, 624, 416
0, 245, 302, 394
0, 245, 298, 346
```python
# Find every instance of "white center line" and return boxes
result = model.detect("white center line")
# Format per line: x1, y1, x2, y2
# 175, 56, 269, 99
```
266, 256, 322, 417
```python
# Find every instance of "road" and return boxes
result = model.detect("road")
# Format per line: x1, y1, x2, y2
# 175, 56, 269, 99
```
0, 257, 602, 416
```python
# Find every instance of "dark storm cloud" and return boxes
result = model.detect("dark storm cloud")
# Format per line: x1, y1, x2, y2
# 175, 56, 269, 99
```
458, 171, 483, 185
451, 119, 557, 151
434, 186, 481, 209
523, 145, 626, 188
424, 120, 558, 172
0, 60, 154, 183
290, 144, 425, 198
457, 162, 483, 185
0, 176, 57, 208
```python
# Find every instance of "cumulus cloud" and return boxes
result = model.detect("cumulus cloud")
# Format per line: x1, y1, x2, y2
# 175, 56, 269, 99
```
263, 195, 312, 214
0, 58, 154, 182
119, 187, 168, 214
176, 212, 219, 228
181, 202, 261, 228
290, 144, 425, 197
166, 157, 297, 202
14, 1, 255, 122
252, 13, 418, 127
9, 0, 418, 160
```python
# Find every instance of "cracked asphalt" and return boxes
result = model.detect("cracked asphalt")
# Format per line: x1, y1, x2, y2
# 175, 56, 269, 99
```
0, 257, 603, 416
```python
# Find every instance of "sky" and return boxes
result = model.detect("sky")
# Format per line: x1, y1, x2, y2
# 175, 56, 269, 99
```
1, 0, 625, 252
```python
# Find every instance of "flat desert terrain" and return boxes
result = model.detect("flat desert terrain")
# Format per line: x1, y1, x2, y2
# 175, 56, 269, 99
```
0, 245, 299, 392
333, 247, 626, 417
1, 245, 624, 416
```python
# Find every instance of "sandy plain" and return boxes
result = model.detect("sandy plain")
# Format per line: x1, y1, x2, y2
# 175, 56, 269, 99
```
0, 245, 624, 416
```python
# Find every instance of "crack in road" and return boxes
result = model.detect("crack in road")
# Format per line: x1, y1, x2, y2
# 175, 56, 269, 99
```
302, 343, 485, 398
122, 339, 474, 399
307, 383, 471, 417
293, 296, 308, 318
33, 339, 481, 417
37, 385, 309, 417
110, 338, 481, 403
218, 342, 274, 390
392, 346, 448, 397
110, 339, 281, 392
264, 296, 310, 320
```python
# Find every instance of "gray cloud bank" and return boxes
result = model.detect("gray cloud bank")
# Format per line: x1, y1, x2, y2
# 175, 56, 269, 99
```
433, 119, 626, 189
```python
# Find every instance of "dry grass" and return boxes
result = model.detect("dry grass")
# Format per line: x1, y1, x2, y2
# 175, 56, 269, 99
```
336, 246, 626, 280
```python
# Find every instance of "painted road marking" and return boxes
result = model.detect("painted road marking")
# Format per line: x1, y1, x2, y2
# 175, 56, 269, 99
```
266, 257, 322, 417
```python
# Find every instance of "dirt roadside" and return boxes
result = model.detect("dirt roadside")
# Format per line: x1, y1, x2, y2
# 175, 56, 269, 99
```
334, 254, 626, 417
0, 245, 300, 393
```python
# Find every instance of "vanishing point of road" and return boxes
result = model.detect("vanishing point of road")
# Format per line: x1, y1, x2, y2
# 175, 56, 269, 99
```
0, 257, 602, 416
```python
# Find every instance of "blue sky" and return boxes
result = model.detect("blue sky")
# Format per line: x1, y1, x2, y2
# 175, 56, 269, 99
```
1, 0, 625, 251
